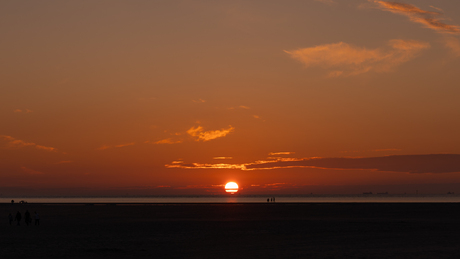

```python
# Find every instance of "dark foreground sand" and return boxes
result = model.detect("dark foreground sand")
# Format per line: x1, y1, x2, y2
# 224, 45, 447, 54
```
2, 203, 460, 258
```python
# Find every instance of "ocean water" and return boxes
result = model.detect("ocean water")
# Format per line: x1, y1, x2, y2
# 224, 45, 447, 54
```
2, 194, 460, 203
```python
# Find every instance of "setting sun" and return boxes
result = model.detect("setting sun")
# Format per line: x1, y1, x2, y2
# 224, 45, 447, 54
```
225, 182, 239, 194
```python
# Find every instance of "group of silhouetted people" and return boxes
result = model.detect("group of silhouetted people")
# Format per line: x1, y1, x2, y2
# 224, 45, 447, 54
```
8, 210, 39, 226
267, 197, 276, 202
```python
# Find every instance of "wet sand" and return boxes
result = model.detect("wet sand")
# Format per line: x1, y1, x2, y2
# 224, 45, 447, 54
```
2, 203, 460, 258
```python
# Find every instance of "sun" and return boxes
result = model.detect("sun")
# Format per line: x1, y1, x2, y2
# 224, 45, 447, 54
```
225, 182, 239, 194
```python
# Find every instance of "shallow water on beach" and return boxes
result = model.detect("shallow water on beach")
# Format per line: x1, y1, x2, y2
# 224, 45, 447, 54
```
2, 194, 460, 203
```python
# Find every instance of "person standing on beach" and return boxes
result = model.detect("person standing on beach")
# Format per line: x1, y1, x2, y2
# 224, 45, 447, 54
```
15, 211, 21, 226
34, 212, 40, 226
24, 210, 31, 226
8, 213, 13, 225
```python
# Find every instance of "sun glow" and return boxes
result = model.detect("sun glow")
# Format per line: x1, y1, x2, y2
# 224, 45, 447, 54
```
225, 182, 239, 194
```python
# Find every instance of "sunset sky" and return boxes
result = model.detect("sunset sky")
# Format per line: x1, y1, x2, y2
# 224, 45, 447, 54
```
1, 0, 460, 196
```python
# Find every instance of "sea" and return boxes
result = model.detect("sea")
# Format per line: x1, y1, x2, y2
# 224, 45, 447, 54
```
2, 194, 460, 203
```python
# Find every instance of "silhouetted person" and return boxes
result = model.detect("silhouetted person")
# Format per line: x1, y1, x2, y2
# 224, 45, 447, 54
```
24, 210, 31, 226
267, 198, 269, 202
11, 200, 14, 204
15, 211, 21, 226
8, 213, 13, 225
34, 212, 40, 226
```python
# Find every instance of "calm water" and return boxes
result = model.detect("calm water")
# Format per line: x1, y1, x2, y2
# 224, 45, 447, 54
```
2, 195, 460, 203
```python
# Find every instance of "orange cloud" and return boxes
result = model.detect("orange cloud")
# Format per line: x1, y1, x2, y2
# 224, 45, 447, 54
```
269, 152, 295, 155
0, 135, 56, 152
187, 125, 235, 141
166, 162, 246, 170
228, 105, 250, 110
213, 157, 233, 160
285, 39, 430, 76
192, 99, 206, 103
97, 142, 135, 150
371, 1, 460, 34
13, 109, 33, 113
153, 138, 182, 144
166, 154, 460, 174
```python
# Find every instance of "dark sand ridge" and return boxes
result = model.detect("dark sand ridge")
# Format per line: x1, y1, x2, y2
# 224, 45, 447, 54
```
2, 203, 460, 258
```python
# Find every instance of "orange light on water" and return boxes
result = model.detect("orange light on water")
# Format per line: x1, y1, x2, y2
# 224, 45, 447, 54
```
225, 182, 239, 194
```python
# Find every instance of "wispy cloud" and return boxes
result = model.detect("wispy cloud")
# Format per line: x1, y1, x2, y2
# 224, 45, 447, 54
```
228, 105, 250, 110
370, 1, 460, 34
192, 99, 206, 103
187, 125, 235, 141
166, 154, 460, 174
13, 109, 33, 113
285, 39, 430, 76
269, 152, 295, 155
246, 154, 460, 173
0, 135, 56, 152
151, 138, 183, 144
97, 142, 135, 150
213, 157, 233, 160
166, 162, 246, 170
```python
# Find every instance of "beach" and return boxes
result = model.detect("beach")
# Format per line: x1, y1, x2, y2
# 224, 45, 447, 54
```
2, 203, 460, 258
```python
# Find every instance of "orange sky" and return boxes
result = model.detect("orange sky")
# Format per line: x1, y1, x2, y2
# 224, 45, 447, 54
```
1, 0, 460, 196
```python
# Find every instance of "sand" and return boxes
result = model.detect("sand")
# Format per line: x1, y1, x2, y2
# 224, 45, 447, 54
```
2, 202, 460, 258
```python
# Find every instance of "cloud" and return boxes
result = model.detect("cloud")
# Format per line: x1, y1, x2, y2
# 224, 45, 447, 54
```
0, 135, 56, 152
429, 6, 443, 12
228, 105, 250, 110
285, 39, 430, 76
370, 1, 460, 34
444, 37, 460, 57
187, 125, 235, 141
152, 138, 183, 144
166, 162, 246, 170
269, 152, 295, 155
166, 154, 460, 174
97, 142, 135, 150
213, 157, 233, 160
13, 109, 33, 113
245, 154, 460, 173
192, 99, 206, 103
